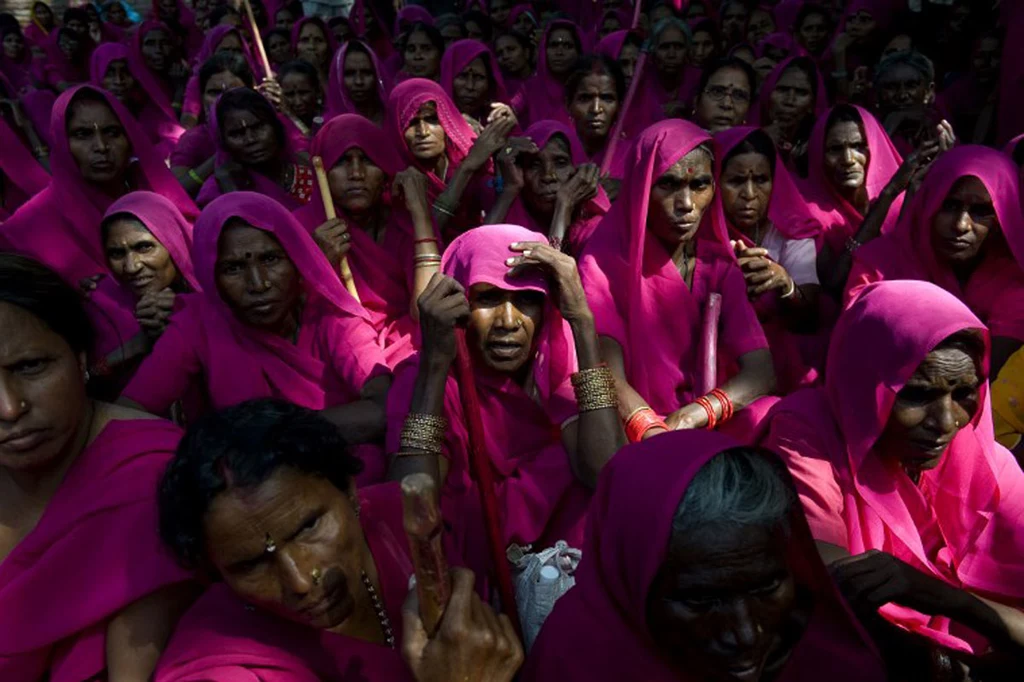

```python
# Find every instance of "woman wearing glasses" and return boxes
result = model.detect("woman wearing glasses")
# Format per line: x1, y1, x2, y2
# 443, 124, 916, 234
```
693, 57, 757, 134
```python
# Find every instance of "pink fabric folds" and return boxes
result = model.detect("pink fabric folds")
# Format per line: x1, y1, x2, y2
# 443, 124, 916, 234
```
513, 20, 586, 128
0, 418, 193, 682
0, 116, 49, 220
802, 104, 903, 256
325, 39, 390, 120
153, 483, 415, 682
386, 224, 587, 576
578, 119, 767, 418
293, 114, 419, 368
752, 55, 829, 127
522, 430, 887, 682
181, 26, 261, 121
847, 145, 1024, 341
440, 39, 510, 109
128, 22, 183, 122
762, 280, 1024, 652
36, 27, 92, 89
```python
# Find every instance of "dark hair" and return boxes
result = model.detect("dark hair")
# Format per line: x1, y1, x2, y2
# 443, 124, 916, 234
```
216, 87, 286, 152
199, 51, 255, 95
66, 87, 119, 130
278, 59, 321, 91
697, 56, 756, 98
462, 9, 493, 42
691, 17, 721, 46
159, 398, 364, 568
565, 54, 626, 104
723, 128, 777, 171
1012, 139, 1024, 167
0, 13, 20, 34
825, 103, 864, 133
435, 12, 466, 37
794, 3, 833, 33
63, 7, 90, 28
779, 56, 819, 97
0, 254, 94, 357
208, 4, 240, 27
401, 21, 444, 58
264, 26, 291, 47
874, 49, 935, 85
495, 28, 532, 54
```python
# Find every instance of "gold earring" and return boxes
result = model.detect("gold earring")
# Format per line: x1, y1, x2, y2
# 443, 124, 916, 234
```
311, 567, 322, 586
264, 533, 277, 554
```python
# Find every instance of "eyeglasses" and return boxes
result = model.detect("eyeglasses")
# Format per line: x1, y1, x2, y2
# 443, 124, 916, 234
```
703, 85, 751, 103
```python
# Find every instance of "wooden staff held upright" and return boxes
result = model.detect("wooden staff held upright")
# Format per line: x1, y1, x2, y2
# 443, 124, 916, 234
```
312, 156, 361, 303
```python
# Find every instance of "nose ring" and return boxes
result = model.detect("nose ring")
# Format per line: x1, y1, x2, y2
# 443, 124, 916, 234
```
263, 280, 271, 288
19, 400, 26, 409
756, 624, 764, 634
311, 567, 322, 586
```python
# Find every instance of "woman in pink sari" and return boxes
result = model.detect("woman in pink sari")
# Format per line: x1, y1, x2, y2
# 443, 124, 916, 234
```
579, 119, 775, 441
179, 24, 260, 127
440, 39, 510, 125
0, 115, 49, 220
292, 17, 336, 93
150, 0, 203, 59
23, 1, 56, 49
626, 17, 702, 127
761, 281, 1024, 667
37, 27, 92, 93
493, 28, 533, 96
511, 19, 584, 128
524, 430, 890, 682
594, 29, 642, 90
563, 55, 632, 180
325, 39, 389, 123
751, 56, 828, 174
387, 224, 624, 579
0, 24, 36, 95
847, 146, 1024, 377
129, 22, 189, 125
0, 254, 196, 682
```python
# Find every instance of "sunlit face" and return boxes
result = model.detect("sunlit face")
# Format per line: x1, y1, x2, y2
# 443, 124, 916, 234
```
654, 26, 687, 77
931, 176, 996, 265
467, 283, 544, 375
203, 70, 246, 117
746, 9, 774, 46
267, 32, 292, 65
297, 22, 329, 69
495, 35, 528, 76
569, 72, 619, 143
403, 102, 446, 164
823, 120, 869, 195
104, 216, 179, 297
694, 67, 751, 133
274, 8, 294, 30
721, 151, 772, 232
797, 12, 829, 54
876, 63, 932, 114
721, 1, 750, 41
328, 148, 386, 215
690, 29, 716, 69
0, 303, 88, 472
648, 149, 715, 248
875, 343, 982, 476
767, 67, 814, 127
67, 98, 131, 188
404, 29, 441, 79
281, 71, 318, 121
452, 57, 490, 115
221, 107, 279, 166
343, 50, 376, 105
545, 28, 579, 77
102, 59, 136, 101
141, 28, 174, 74
204, 467, 367, 631
3, 32, 24, 60
523, 135, 574, 216
215, 223, 301, 334
845, 10, 876, 41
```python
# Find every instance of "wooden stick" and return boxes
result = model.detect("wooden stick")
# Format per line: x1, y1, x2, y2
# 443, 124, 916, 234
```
240, 0, 273, 79
401, 473, 452, 637
698, 293, 722, 396
600, 49, 647, 176
311, 156, 361, 303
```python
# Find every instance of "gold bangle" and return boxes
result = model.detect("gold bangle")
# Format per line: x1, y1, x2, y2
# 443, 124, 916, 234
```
399, 413, 448, 454
571, 366, 618, 412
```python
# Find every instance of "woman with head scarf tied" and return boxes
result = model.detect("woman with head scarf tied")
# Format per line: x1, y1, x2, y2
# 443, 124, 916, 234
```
292, 17, 336, 94
276, 59, 325, 152
395, 21, 444, 84
523, 431, 890, 682
561, 54, 631, 181
441, 39, 511, 126
0, 23, 36, 96
0, 255, 197, 682
36, 26, 92, 93
493, 29, 533, 96
178, 25, 262, 128
791, 2, 833, 59
511, 19, 585, 128
761, 281, 1024, 672
23, 1, 56, 49
129, 21, 190, 125
0, 76, 50, 219
623, 17, 702, 131
326, 39, 389, 123
595, 29, 642, 91
386, 224, 625, 579
752, 56, 828, 174
579, 120, 776, 441
829, 0, 899, 103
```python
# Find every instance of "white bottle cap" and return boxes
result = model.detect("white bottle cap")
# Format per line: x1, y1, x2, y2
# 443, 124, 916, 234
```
539, 565, 560, 583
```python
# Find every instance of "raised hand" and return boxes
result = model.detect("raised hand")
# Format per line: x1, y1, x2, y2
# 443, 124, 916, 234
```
394, 167, 432, 217
732, 241, 794, 299
417, 273, 471, 367
556, 163, 600, 211
495, 137, 538, 194
313, 218, 351, 268
136, 288, 177, 341
506, 241, 592, 325
466, 114, 518, 171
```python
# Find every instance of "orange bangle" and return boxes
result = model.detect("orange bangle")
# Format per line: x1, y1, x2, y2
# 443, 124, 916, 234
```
695, 396, 717, 430
710, 388, 734, 421
625, 407, 668, 442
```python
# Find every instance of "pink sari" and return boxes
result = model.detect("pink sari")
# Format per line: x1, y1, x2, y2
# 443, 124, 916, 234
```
847, 146, 1024, 342
293, 114, 420, 368
578, 120, 768, 426
0, 116, 49, 220
37, 28, 92, 89
150, 0, 203, 58
153, 483, 415, 681
751, 55, 829, 127
801, 104, 903, 256
761, 280, 1024, 652
0, 33, 36, 95
512, 20, 586, 128
126, 22, 183, 122
0, 85, 198, 357
440, 39, 510, 114
325, 39, 390, 121
181, 25, 261, 122
523, 430, 887, 682
0, 418, 193, 682
386, 224, 588, 576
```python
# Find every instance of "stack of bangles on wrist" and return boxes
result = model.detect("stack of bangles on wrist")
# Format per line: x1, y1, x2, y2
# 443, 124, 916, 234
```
625, 406, 669, 442
432, 199, 456, 217
694, 388, 734, 430
398, 413, 448, 455
413, 253, 442, 269
570, 365, 618, 412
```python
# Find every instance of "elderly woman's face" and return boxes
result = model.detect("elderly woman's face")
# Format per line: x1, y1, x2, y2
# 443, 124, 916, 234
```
221, 107, 279, 166
823, 121, 869, 195
695, 67, 751, 133
523, 136, 574, 215
403, 102, 446, 163
797, 12, 829, 54
647, 522, 798, 682
654, 26, 687, 77
203, 467, 368, 631
876, 63, 932, 113
468, 283, 544, 375
67, 98, 132, 188
404, 29, 441, 79
767, 67, 814, 128
328, 148, 386, 215
545, 28, 579, 77
875, 341, 982, 475
648, 149, 715, 248
721, 152, 773, 232
0, 302, 88, 472
297, 22, 329, 69
105, 217, 178, 297
215, 223, 302, 335
452, 57, 490, 115
931, 176, 996, 265
102, 59, 136, 101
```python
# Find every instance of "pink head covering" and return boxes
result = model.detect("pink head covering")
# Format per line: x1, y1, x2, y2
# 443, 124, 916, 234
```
519, 19, 588, 126
756, 31, 806, 59
325, 39, 390, 120
842, 0, 895, 37
752, 55, 828, 126
522, 430, 887, 681
393, 5, 434, 35
291, 16, 339, 64
128, 21, 182, 117
595, 29, 630, 59
37, 27, 92, 87
823, 280, 1024, 650
0, 25, 35, 95
0, 116, 49, 219
440, 39, 510, 109
180, 25, 262, 121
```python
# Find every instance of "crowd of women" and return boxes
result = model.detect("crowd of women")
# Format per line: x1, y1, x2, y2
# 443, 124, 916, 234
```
3, 0, 1024, 680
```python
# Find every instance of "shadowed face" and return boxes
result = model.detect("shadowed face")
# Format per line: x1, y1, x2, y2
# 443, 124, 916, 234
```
720, 151, 772, 232
343, 50, 376, 105
102, 59, 136, 101
695, 67, 751, 133
648, 148, 715, 248
767, 67, 814, 127
141, 28, 174, 73
221, 107, 279, 166
931, 176, 996, 265
66, 97, 132, 189
104, 216, 179, 297
404, 29, 441, 79
654, 26, 687, 77
403, 102, 446, 164
569, 72, 619, 143
328, 148, 386, 215
495, 35, 529, 76
467, 283, 544, 375
523, 135, 574, 216
545, 28, 579, 77
452, 57, 491, 115
297, 22, 329, 69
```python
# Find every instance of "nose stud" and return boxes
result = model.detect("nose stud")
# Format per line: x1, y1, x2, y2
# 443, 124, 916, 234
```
19, 400, 26, 409
311, 567, 322, 586
264, 533, 277, 554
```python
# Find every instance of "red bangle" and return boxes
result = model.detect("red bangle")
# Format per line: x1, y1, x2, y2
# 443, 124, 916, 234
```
710, 388, 734, 422
695, 396, 717, 430
625, 408, 667, 442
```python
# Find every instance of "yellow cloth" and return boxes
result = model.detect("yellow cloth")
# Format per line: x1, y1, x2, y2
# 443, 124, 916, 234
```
992, 347, 1024, 449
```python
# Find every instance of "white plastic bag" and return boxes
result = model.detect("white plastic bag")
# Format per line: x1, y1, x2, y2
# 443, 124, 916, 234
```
507, 540, 582, 652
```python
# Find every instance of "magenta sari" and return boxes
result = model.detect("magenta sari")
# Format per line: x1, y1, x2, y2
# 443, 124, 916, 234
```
0, 32, 36, 95
847, 146, 1024, 341
761, 280, 1024, 652
293, 114, 420, 368
37, 28, 92, 89
0, 117, 49, 220
511, 20, 586, 128
440, 39, 510, 115
523, 430, 887, 681
751, 55, 829, 127
578, 120, 768, 428
325, 39, 390, 121
150, 0, 203, 58
0, 418, 193, 682
386, 224, 589, 577
126, 22, 186, 130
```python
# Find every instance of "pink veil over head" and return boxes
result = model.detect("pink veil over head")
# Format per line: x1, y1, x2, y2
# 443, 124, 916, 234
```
440, 39, 510, 108
325, 39, 390, 120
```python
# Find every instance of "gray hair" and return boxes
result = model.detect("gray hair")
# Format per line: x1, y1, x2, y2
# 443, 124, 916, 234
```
672, 448, 797, 537
874, 50, 935, 85
651, 16, 692, 47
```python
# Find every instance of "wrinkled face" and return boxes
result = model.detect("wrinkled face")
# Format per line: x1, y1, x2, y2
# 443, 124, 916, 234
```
275, 8, 294, 30
489, 0, 511, 26
343, 50, 376, 104
875, 343, 982, 475
102, 59, 136, 101
67, 98, 131, 188
404, 30, 441, 79
403, 102, 446, 164
767, 67, 814, 127
468, 283, 544, 375
3, 32, 24, 59
203, 70, 246, 117
0, 303, 88, 472
297, 22, 329, 69
523, 135, 574, 215
618, 42, 639, 87
690, 29, 716, 69
570, 72, 619, 142
721, 2, 750, 40
823, 120, 869, 194
721, 151, 772, 232
695, 67, 751, 133
215, 223, 302, 334
221, 107, 279, 166
104, 216, 178, 297
797, 12, 829, 54
328, 148, 386, 215
58, 29, 81, 58
881, 34, 913, 58
281, 71, 318, 120
746, 9, 774, 46
107, 2, 127, 25
931, 176, 996, 265
876, 63, 932, 113
845, 10, 876, 41
141, 28, 174, 74
267, 32, 292, 64
654, 26, 687, 77
204, 467, 366, 631
972, 37, 1001, 86
453, 57, 490, 114
545, 28, 579, 77
217, 31, 244, 56
648, 149, 715, 247
495, 35, 528, 75
648, 522, 799, 682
